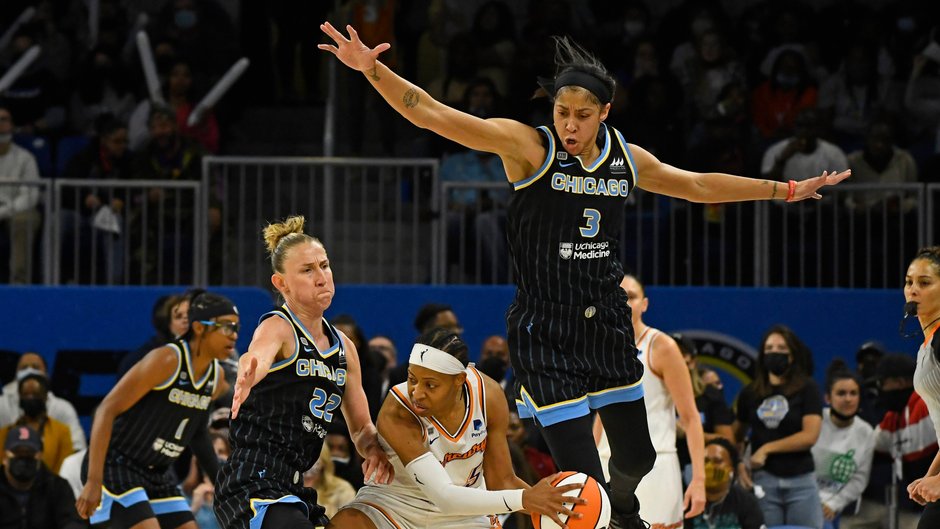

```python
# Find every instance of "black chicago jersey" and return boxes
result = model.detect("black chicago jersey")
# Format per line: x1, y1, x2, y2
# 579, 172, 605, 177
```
109, 339, 218, 469
508, 122, 637, 305
215, 304, 347, 529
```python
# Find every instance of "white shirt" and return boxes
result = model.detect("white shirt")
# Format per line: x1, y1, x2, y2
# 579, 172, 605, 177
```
812, 408, 875, 513
0, 142, 40, 220
761, 138, 849, 182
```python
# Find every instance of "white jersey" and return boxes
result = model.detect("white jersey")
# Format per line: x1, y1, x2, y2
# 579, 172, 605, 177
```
382, 366, 489, 495
915, 330, 940, 442
637, 327, 677, 454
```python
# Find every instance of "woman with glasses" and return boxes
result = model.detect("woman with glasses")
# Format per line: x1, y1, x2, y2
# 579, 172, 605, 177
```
76, 290, 239, 528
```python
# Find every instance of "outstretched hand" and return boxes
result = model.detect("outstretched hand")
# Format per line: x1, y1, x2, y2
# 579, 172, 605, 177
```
231, 356, 258, 420
318, 22, 391, 73
790, 170, 851, 202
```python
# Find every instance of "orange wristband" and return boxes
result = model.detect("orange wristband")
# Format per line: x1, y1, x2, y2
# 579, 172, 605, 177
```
786, 180, 797, 202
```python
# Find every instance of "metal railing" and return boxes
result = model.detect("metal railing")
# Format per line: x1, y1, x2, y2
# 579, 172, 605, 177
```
51, 179, 202, 285
441, 181, 928, 288
202, 156, 440, 287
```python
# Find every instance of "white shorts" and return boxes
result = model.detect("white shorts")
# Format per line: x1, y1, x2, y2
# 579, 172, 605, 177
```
635, 452, 683, 529
340, 485, 497, 529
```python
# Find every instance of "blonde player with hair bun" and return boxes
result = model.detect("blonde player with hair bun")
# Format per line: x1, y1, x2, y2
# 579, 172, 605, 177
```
329, 327, 584, 529
214, 216, 394, 529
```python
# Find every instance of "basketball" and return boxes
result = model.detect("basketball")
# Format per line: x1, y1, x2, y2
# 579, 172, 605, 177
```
532, 471, 611, 529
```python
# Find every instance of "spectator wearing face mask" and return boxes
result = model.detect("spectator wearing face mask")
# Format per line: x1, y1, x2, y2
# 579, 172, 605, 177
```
0, 425, 83, 529
477, 335, 512, 392
0, 352, 84, 453
0, 371, 73, 474
684, 438, 766, 529
751, 49, 818, 140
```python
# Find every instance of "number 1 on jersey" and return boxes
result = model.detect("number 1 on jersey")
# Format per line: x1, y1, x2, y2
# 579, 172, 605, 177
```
580, 208, 601, 237
174, 418, 190, 440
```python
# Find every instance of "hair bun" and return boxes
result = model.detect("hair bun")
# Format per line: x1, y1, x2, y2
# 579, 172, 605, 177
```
263, 215, 306, 254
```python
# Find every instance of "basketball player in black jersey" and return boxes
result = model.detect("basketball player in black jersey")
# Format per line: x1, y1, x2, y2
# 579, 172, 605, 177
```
319, 22, 850, 528
76, 291, 238, 529
214, 216, 393, 529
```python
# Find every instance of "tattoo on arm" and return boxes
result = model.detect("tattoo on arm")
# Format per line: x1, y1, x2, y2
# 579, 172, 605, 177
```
367, 65, 380, 82
771, 181, 778, 200
403, 88, 419, 108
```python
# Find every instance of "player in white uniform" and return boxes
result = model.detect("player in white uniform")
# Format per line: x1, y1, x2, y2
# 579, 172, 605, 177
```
595, 275, 705, 529
328, 328, 583, 529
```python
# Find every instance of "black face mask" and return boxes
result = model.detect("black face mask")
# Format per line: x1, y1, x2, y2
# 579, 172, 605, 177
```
8, 456, 39, 483
763, 353, 791, 377
477, 356, 508, 382
830, 408, 857, 422
879, 387, 914, 412
20, 398, 45, 418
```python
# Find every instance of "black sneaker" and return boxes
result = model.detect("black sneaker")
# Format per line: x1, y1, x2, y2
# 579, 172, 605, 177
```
609, 510, 650, 529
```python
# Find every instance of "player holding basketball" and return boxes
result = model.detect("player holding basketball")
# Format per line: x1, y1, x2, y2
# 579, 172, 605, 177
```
319, 22, 849, 528
328, 328, 585, 529
214, 216, 393, 529
75, 291, 238, 528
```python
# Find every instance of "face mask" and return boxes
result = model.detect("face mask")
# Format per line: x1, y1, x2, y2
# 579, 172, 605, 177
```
174, 9, 197, 29
763, 353, 790, 377
20, 397, 45, 418
775, 73, 800, 88
0, 133, 11, 144
830, 407, 857, 422
624, 20, 645, 38
478, 356, 507, 382
8, 456, 39, 483
879, 387, 913, 412
704, 462, 731, 489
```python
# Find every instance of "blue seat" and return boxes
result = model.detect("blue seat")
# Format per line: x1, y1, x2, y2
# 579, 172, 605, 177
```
56, 135, 91, 177
13, 134, 53, 178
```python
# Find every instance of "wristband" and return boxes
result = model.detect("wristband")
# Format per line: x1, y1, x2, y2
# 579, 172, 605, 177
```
786, 180, 797, 202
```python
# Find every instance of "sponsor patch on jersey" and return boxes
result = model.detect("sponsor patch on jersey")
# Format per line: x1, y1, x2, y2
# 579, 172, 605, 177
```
610, 157, 626, 174
556, 151, 568, 160
473, 419, 483, 431
301, 415, 314, 432
559, 242, 573, 260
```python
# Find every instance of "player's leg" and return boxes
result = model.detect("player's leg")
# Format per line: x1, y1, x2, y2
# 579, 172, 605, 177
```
326, 508, 380, 529
536, 413, 606, 486
598, 399, 656, 527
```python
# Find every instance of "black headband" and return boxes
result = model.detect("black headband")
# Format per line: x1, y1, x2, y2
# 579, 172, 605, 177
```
189, 291, 238, 321
538, 70, 612, 104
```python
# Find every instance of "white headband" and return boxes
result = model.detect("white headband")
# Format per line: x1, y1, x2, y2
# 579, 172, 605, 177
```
409, 344, 465, 375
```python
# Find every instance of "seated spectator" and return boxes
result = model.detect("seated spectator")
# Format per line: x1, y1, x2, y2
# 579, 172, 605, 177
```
674, 29, 745, 123
819, 43, 897, 150
761, 109, 849, 183
846, 119, 918, 213
367, 335, 397, 396
331, 314, 382, 420
0, 352, 85, 452
478, 335, 512, 391
188, 431, 230, 529
685, 438, 765, 529
413, 303, 463, 336
0, 426, 83, 529
303, 444, 356, 519
117, 293, 189, 377
167, 59, 220, 153
59, 116, 132, 284
69, 46, 135, 136
733, 324, 824, 529
751, 49, 818, 140
129, 104, 210, 284
0, 105, 41, 285
0, 370, 73, 473
507, 405, 555, 481
812, 360, 875, 529
850, 354, 936, 529
325, 424, 363, 490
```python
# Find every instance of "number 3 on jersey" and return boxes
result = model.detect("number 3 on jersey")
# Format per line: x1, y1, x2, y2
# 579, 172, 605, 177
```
309, 387, 342, 422
580, 208, 601, 237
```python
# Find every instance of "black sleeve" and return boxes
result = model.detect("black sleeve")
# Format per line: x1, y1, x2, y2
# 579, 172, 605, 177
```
50, 475, 86, 529
189, 423, 220, 485
801, 379, 824, 416
735, 385, 754, 424
735, 486, 767, 529
705, 386, 734, 426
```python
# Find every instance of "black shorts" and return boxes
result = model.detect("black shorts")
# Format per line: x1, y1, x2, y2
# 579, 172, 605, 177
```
507, 288, 644, 427
81, 452, 194, 529
214, 459, 327, 529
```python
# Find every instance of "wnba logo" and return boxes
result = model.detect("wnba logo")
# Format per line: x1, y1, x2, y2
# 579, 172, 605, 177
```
559, 242, 573, 260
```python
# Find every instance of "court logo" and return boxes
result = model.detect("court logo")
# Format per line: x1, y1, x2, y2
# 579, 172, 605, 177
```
559, 242, 573, 260
610, 157, 626, 174
301, 415, 314, 433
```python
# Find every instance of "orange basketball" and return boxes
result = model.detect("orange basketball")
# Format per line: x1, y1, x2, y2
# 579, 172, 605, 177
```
531, 471, 611, 529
